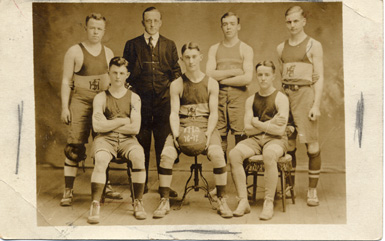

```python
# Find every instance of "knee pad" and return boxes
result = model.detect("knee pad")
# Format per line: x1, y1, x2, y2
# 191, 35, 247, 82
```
128, 147, 145, 169
207, 145, 226, 167
160, 146, 178, 169
64, 144, 86, 162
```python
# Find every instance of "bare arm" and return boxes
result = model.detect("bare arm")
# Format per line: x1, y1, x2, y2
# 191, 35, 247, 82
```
252, 92, 289, 136
169, 78, 183, 141
206, 78, 219, 136
61, 47, 77, 124
244, 95, 262, 136
114, 93, 142, 135
92, 93, 128, 133
308, 40, 324, 121
218, 43, 254, 87
206, 44, 244, 81
276, 42, 285, 76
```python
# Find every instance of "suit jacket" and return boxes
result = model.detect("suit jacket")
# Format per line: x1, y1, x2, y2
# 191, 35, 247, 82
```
123, 34, 181, 95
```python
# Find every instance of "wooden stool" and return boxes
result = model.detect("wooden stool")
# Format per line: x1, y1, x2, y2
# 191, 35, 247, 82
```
245, 154, 295, 212
176, 155, 216, 210
100, 157, 133, 204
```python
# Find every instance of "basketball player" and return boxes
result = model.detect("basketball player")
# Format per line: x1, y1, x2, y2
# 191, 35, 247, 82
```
60, 13, 121, 206
277, 6, 324, 206
229, 61, 289, 220
153, 42, 233, 219
206, 12, 254, 157
87, 57, 146, 224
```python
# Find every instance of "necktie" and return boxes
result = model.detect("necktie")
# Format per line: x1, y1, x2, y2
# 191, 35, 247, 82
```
148, 36, 154, 51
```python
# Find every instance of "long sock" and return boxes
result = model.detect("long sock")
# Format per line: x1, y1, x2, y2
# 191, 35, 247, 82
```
91, 183, 105, 202
64, 158, 78, 189
159, 187, 170, 198
216, 185, 226, 198
64, 176, 75, 189
287, 149, 297, 186
133, 183, 145, 200
308, 151, 321, 188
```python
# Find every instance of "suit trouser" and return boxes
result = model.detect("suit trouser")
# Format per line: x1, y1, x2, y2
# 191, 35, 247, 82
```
136, 90, 171, 185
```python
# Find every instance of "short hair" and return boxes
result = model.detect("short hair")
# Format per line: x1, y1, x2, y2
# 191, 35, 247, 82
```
85, 13, 106, 26
285, 6, 306, 18
142, 6, 162, 20
109, 57, 129, 69
221, 12, 240, 24
181, 42, 200, 55
255, 61, 276, 73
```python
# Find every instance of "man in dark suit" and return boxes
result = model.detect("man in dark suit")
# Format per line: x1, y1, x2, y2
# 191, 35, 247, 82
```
123, 6, 181, 196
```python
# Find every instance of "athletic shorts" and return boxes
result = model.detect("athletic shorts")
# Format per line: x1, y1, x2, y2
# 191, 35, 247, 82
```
285, 86, 318, 143
67, 88, 98, 144
217, 86, 248, 136
92, 132, 143, 159
238, 134, 288, 156
163, 127, 222, 156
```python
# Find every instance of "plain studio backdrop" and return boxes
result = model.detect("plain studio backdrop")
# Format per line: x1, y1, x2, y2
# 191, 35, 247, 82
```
33, 2, 344, 172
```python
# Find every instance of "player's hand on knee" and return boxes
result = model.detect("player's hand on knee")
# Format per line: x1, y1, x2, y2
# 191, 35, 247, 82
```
173, 135, 180, 151
204, 131, 211, 150
271, 113, 286, 126
61, 108, 71, 125
308, 106, 321, 121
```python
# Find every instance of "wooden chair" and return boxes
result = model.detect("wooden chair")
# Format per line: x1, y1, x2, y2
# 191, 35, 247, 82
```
245, 154, 295, 212
100, 157, 134, 204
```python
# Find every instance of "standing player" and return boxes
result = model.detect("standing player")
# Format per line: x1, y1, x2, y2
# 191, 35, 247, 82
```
229, 61, 289, 220
123, 7, 181, 196
60, 13, 118, 206
206, 12, 254, 158
153, 42, 232, 219
88, 57, 146, 224
277, 6, 324, 206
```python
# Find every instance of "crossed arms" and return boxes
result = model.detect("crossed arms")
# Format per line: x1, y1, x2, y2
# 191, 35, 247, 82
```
244, 92, 289, 137
92, 92, 142, 135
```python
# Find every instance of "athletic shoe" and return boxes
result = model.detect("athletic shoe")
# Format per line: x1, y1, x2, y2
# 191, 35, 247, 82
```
217, 197, 233, 218
233, 198, 251, 217
60, 188, 73, 206
87, 200, 100, 224
133, 199, 147, 220
153, 198, 170, 218
105, 184, 123, 199
307, 188, 319, 206
259, 199, 274, 220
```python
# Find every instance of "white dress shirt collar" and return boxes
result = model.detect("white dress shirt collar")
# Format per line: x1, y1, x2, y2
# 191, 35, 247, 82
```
144, 32, 159, 47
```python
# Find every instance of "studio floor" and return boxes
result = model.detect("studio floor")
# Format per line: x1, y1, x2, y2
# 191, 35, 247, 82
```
36, 155, 346, 226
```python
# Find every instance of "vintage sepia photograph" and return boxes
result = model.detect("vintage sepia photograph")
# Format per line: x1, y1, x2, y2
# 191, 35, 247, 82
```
34, 2, 345, 226
0, 0, 382, 240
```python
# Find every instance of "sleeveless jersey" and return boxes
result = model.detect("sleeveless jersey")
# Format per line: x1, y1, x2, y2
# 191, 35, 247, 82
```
281, 36, 313, 85
73, 43, 110, 92
179, 74, 210, 128
216, 41, 243, 71
104, 89, 132, 120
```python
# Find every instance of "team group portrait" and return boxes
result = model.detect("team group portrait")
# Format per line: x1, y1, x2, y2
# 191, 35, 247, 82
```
34, 2, 345, 226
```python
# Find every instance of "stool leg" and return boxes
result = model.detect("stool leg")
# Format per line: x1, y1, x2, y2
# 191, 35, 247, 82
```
280, 169, 286, 212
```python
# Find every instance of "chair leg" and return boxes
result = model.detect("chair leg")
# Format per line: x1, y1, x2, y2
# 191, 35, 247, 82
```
280, 169, 286, 212
253, 172, 257, 201
127, 162, 135, 203
101, 165, 110, 204
287, 170, 295, 204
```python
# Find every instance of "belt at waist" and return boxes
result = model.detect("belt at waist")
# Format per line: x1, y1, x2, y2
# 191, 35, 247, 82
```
73, 74, 110, 92
282, 83, 312, 91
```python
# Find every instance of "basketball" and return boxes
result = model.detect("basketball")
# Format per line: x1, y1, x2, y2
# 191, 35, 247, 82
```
178, 125, 207, 156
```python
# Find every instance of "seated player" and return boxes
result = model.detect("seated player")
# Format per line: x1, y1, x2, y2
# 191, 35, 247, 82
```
87, 57, 147, 224
152, 42, 233, 219
229, 61, 289, 220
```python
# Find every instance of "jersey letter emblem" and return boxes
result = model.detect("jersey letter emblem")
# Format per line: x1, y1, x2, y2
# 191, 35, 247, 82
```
285, 65, 296, 77
89, 79, 100, 91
